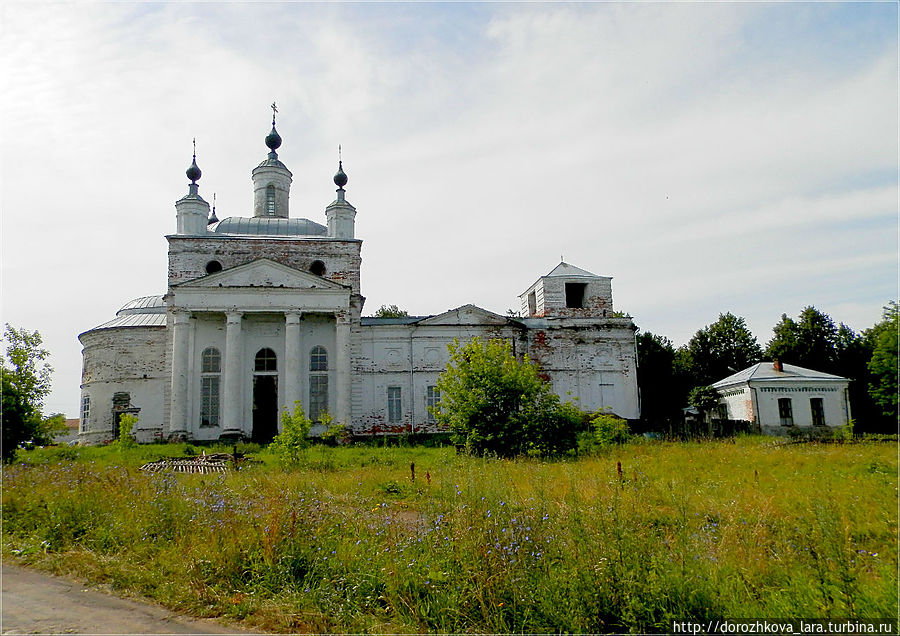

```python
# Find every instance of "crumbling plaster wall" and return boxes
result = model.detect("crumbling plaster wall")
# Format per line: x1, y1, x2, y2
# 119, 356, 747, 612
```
522, 318, 639, 419
79, 326, 168, 444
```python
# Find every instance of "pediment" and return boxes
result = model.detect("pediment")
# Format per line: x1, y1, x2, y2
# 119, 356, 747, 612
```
176, 259, 347, 290
418, 304, 516, 327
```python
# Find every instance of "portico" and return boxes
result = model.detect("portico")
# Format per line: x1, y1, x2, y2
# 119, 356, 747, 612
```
165, 259, 352, 441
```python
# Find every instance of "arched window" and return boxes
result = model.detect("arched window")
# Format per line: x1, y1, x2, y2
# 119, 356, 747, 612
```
200, 347, 221, 427
310, 346, 327, 371
265, 185, 276, 215
255, 348, 277, 372
309, 346, 328, 421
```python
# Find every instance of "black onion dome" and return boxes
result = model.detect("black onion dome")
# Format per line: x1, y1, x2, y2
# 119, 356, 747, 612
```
333, 161, 348, 188
186, 155, 201, 183
265, 125, 282, 151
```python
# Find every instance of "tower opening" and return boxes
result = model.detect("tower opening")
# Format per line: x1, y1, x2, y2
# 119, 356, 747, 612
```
565, 283, 587, 309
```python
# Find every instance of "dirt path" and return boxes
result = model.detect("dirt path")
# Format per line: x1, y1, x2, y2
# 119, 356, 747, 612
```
1, 564, 258, 635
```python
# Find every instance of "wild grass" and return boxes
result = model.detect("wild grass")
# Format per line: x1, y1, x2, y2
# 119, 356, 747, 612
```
2, 437, 897, 633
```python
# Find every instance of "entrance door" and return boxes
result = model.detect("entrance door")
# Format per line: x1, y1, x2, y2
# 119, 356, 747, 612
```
252, 375, 278, 443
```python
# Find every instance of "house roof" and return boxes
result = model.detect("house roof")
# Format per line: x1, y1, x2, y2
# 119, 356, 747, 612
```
712, 362, 848, 388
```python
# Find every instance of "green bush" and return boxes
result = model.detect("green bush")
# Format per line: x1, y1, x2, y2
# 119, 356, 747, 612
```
435, 337, 583, 457
116, 414, 138, 449
269, 402, 311, 465
578, 412, 631, 453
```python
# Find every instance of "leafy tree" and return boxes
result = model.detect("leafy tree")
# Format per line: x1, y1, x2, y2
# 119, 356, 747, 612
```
435, 337, 582, 457
865, 302, 898, 423
688, 385, 722, 421
765, 307, 840, 372
1, 324, 59, 462
678, 313, 763, 388
636, 331, 682, 421
374, 304, 409, 318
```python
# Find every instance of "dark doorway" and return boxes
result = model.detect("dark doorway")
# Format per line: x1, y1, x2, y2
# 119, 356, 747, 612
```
252, 375, 278, 443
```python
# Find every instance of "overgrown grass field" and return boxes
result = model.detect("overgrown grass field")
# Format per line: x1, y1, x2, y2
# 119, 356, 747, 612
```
2, 438, 897, 633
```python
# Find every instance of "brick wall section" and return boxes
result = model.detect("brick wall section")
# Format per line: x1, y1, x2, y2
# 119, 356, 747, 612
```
167, 236, 362, 295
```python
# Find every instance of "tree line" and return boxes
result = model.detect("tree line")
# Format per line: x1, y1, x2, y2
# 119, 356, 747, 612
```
636, 303, 898, 434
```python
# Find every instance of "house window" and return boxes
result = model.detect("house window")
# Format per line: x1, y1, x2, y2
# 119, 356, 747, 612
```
565, 283, 587, 309
387, 386, 402, 423
255, 348, 277, 372
810, 398, 825, 427
309, 346, 328, 422
778, 398, 793, 426
81, 395, 90, 431
200, 347, 221, 427
426, 386, 440, 422
266, 185, 276, 215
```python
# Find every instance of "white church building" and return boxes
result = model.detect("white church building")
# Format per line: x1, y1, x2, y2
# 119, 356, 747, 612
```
78, 113, 640, 444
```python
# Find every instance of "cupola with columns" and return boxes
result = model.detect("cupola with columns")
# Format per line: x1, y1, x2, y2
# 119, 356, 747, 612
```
251, 103, 293, 219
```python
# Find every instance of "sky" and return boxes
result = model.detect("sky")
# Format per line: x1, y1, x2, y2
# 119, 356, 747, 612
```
1, 2, 897, 417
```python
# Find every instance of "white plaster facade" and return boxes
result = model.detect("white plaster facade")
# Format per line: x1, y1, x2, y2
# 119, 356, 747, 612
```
78, 117, 640, 444
712, 361, 851, 435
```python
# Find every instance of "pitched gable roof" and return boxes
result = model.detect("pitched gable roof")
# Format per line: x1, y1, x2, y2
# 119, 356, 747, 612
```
546, 261, 601, 278
712, 362, 848, 388
417, 304, 519, 327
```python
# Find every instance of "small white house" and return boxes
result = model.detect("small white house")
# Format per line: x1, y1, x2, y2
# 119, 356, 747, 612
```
712, 361, 851, 435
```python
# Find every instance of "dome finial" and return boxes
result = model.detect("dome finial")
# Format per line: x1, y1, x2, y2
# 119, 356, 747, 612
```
208, 192, 219, 225
186, 137, 202, 184
333, 144, 348, 189
265, 102, 282, 155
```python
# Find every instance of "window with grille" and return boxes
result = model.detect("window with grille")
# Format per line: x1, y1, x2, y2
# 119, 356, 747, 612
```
310, 346, 327, 371
309, 375, 329, 422
778, 398, 793, 426
309, 346, 328, 421
266, 185, 276, 215
81, 395, 90, 431
388, 386, 402, 423
426, 386, 440, 422
810, 398, 825, 426
200, 347, 221, 427
255, 348, 277, 372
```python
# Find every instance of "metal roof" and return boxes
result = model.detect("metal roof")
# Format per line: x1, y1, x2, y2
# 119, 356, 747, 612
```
88, 313, 167, 331
117, 295, 166, 315
210, 216, 326, 237
546, 262, 602, 278
713, 362, 848, 388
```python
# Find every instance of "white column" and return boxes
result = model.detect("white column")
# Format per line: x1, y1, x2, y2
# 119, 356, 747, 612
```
335, 313, 351, 426
284, 312, 303, 415
221, 311, 243, 437
168, 310, 191, 438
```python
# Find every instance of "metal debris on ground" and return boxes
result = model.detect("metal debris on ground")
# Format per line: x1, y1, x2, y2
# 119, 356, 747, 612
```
140, 452, 234, 474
